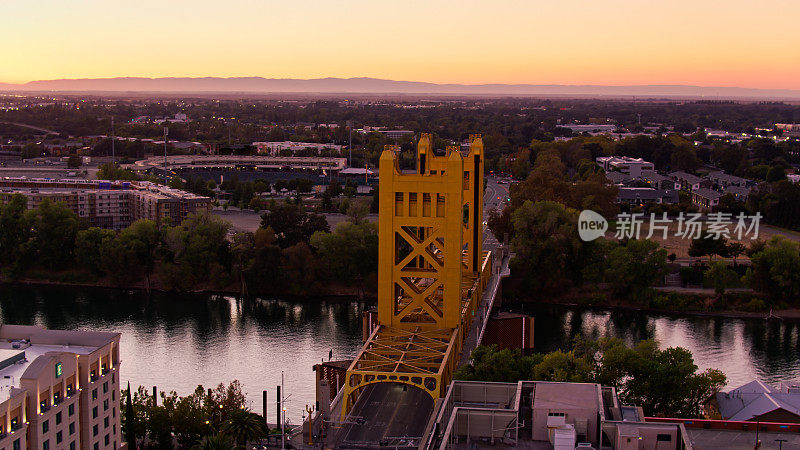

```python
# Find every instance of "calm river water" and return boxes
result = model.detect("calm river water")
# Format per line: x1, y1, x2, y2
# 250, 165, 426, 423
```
0, 286, 798, 421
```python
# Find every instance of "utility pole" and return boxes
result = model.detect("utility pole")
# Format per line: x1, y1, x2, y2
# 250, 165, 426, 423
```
163, 126, 169, 185
281, 371, 286, 450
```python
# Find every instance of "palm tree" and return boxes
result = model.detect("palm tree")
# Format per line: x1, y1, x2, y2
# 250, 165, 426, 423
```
220, 409, 267, 448
192, 433, 233, 450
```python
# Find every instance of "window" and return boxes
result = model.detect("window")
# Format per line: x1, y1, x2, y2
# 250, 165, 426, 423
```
93, 443, 99, 450
104, 399, 109, 411
93, 406, 98, 418
42, 440, 49, 450
13, 439, 21, 450
69, 422, 75, 435
103, 382, 108, 394
92, 389, 98, 400
657, 434, 673, 442
42, 420, 49, 434
56, 412, 62, 425
112, 391, 115, 401
70, 442, 75, 450
93, 424, 98, 436
112, 407, 116, 418
56, 431, 63, 444
105, 435, 110, 446
547, 412, 566, 417
68, 404, 75, 416
104, 417, 109, 428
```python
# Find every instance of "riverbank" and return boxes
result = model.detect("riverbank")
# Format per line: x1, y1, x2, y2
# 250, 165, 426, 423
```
505, 280, 797, 321
0, 269, 377, 300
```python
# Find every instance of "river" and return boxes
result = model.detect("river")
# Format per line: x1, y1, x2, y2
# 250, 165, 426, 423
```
0, 286, 798, 422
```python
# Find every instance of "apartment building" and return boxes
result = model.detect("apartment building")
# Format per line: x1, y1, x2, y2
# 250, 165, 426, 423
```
0, 178, 211, 229
0, 325, 121, 450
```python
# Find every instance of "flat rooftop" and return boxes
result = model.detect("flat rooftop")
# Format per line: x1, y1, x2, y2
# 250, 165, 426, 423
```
687, 428, 800, 449
0, 342, 97, 404
532, 382, 600, 411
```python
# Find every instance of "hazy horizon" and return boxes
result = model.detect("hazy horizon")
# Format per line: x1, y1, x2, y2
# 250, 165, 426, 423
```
2, 0, 799, 90
2, 76, 800, 100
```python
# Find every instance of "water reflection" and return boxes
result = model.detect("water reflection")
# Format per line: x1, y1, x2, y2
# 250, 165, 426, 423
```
0, 286, 365, 421
513, 304, 800, 388
4, 284, 800, 420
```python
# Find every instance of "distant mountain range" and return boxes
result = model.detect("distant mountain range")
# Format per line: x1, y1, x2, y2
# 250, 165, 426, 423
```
1, 77, 799, 99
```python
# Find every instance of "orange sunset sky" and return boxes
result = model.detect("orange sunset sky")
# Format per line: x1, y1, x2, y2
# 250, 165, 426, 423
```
2, 0, 799, 89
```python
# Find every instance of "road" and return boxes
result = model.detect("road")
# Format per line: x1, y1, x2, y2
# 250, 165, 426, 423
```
0, 120, 60, 135
333, 383, 433, 448
483, 176, 510, 250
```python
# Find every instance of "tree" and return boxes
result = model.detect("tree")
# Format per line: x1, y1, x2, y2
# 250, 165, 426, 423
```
605, 239, 667, 300
706, 261, 733, 295
260, 201, 329, 248
726, 242, 746, 266
124, 382, 137, 450
454, 345, 540, 382
76, 227, 116, 275
221, 410, 267, 447
0, 194, 31, 271
21, 199, 82, 270
310, 221, 378, 287
688, 236, 729, 262
767, 166, 787, 182
746, 236, 800, 303
193, 433, 234, 450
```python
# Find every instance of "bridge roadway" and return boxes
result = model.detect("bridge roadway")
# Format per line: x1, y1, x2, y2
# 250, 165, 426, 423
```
330, 177, 510, 448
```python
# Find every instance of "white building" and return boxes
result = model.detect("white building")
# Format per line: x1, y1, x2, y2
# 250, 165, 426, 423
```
596, 156, 655, 177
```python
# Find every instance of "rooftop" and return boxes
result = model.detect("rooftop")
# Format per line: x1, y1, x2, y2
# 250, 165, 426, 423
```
0, 342, 96, 404
693, 187, 723, 200
0, 324, 119, 404
532, 381, 600, 411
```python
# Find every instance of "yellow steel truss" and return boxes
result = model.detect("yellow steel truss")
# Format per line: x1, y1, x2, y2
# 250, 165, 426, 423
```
342, 134, 490, 418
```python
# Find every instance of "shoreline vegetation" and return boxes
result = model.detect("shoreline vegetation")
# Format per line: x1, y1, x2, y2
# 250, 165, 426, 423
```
7, 275, 800, 323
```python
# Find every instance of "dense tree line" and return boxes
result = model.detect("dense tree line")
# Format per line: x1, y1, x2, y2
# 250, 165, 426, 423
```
456, 339, 726, 418
122, 381, 270, 450
0, 195, 378, 296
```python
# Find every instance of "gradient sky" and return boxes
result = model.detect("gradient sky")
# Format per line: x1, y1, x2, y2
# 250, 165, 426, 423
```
2, 0, 799, 89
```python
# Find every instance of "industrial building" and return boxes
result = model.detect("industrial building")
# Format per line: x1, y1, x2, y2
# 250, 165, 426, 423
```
0, 325, 121, 450
0, 178, 211, 229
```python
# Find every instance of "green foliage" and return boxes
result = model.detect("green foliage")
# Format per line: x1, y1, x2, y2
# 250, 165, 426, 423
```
97, 162, 141, 181
76, 227, 116, 275
459, 339, 726, 418
122, 381, 248, 450
260, 200, 329, 248
20, 199, 82, 270
746, 236, 800, 303
605, 239, 667, 300
311, 221, 378, 287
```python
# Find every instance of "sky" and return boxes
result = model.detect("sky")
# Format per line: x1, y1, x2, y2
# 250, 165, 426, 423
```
2, 0, 799, 89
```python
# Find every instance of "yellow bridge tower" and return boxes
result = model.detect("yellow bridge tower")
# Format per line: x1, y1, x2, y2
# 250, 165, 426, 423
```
341, 134, 492, 417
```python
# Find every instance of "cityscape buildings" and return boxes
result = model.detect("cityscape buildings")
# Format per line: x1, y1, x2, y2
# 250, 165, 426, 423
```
0, 178, 211, 229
